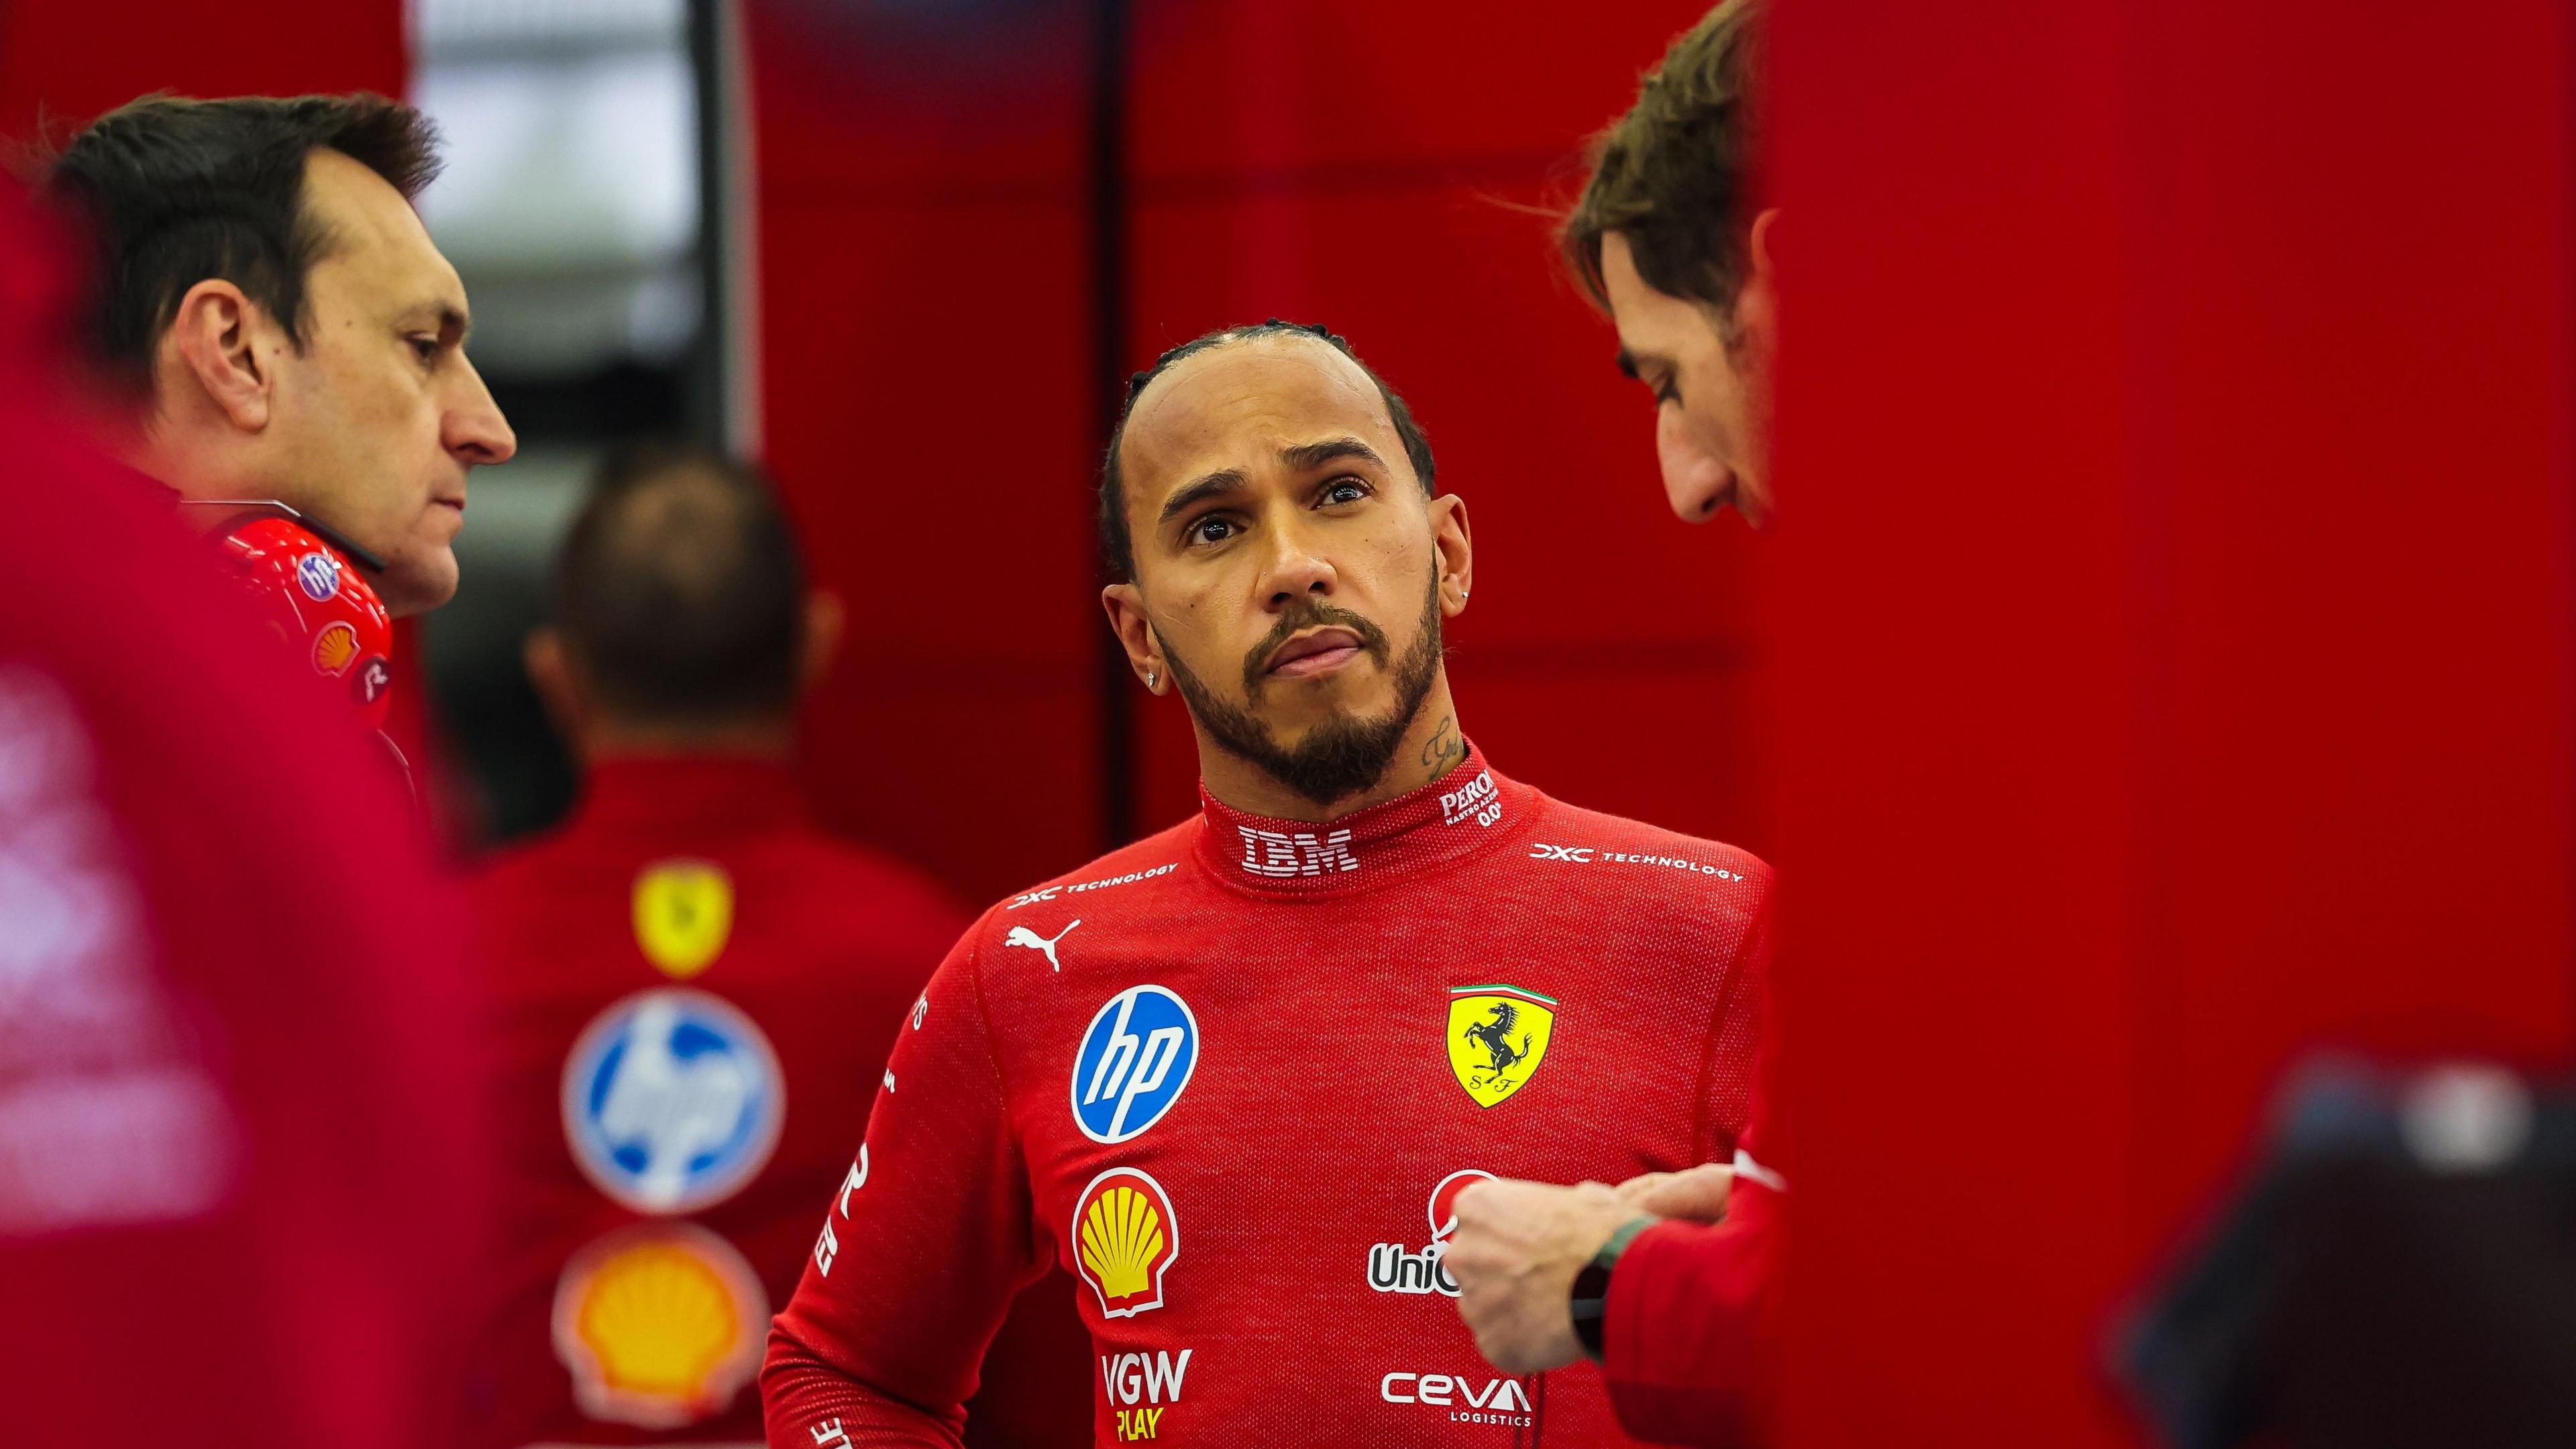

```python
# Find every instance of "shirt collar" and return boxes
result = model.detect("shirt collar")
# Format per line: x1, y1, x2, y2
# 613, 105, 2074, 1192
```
569, 755, 806, 841
1190, 744, 1527, 895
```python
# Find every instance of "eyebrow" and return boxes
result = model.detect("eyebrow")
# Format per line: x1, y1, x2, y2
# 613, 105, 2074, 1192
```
1280, 437, 1386, 473
1158, 468, 1249, 525
403, 302, 471, 343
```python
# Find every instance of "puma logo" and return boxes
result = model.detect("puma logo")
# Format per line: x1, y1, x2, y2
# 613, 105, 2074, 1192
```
1004, 918, 1081, 972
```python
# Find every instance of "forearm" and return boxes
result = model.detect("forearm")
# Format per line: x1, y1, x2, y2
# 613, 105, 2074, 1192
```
1600, 1195, 1780, 1449
763, 1320, 969, 1449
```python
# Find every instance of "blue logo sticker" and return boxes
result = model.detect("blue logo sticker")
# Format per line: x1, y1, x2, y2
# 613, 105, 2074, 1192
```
561, 988, 784, 1214
1070, 985, 1199, 1144
294, 551, 341, 602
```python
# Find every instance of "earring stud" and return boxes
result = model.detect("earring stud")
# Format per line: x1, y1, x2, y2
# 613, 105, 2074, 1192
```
1146, 669, 1158, 690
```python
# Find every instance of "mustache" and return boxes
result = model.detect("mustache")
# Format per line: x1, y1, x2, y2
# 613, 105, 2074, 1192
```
1242, 599, 1391, 694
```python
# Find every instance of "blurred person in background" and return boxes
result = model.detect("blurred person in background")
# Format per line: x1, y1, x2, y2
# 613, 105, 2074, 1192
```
44, 93, 515, 753
763, 319, 1771, 1446
468, 443, 1087, 1448
1444, 7, 1786, 1447
0, 174, 481, 1449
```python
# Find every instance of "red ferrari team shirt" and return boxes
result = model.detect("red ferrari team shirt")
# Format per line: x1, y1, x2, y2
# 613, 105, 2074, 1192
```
467, 757, 1086, 1447
765, 747, 1772, 1447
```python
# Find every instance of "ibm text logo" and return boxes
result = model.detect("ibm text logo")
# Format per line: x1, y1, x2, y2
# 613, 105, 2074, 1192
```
1236, 826, 1359, 877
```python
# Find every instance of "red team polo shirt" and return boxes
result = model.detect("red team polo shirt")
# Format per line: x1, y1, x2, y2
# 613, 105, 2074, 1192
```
765, 748, 1771, 1447
466, 756, 1091, 1447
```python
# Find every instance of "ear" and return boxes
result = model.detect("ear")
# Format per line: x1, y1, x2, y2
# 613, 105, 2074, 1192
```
1430, 492, 1474, 619
1100, 582, 1168, 694
165, 279, 276, 433
523, 627, 588, 752
798, 590, 845, 695
1733, 208, 1782, 358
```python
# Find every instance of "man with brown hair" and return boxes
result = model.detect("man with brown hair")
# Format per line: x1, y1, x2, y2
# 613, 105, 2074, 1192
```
1444, 5, 1786, 1446
49, 93, 517, 619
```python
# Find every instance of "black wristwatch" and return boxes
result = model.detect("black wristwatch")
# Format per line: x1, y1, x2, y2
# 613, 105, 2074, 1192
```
1569, 1216, 1656, 1361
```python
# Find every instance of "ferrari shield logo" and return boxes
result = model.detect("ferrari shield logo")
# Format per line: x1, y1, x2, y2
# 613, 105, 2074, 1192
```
633, 860, 734, 979
1446, 984, 1557, 1108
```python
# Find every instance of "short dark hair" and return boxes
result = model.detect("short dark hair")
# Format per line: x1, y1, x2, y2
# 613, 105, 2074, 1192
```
1562, 0, 1762, 317
552, 442, 809, 727
1099, 319, 1438, 581
45, 93, 442, 391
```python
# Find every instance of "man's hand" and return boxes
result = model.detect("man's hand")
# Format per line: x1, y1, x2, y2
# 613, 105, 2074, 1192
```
1446, 1177, 1649, 1373
1615, 1161, 1734, 1222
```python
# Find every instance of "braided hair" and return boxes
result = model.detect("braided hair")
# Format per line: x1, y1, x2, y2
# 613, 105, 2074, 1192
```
1097, 319, 1438, 581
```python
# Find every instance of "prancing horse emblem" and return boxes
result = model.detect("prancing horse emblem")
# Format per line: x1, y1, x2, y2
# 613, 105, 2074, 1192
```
1445, 984, 1558, 1108
1006, 918, 1081, 971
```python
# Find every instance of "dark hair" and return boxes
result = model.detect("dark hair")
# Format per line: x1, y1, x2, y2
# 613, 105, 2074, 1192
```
1562, 0, 1762, 317
552, 442, 808, 727
44, 93, 442, 391
1098, 319, 1438, 581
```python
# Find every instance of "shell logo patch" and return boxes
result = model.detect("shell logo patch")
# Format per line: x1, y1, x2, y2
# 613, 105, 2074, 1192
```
562, 988, 783, 1214
552, 1223, 767, 1429
633, 859, 733, 979
1446, 984, 1557, 1108
1073, 1167, 1179, 1319
311, 620, 360, 676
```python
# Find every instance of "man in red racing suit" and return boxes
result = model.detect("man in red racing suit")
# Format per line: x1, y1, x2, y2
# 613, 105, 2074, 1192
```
762, 321, 1772, 1447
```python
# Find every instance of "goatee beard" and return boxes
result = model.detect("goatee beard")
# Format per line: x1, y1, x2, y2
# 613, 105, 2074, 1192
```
1162, 569, 1446, 810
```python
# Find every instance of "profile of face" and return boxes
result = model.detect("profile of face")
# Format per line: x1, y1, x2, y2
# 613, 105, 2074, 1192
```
1598, 214, 1778, 525
1103, 334, 1473, 809
164, 149, 516, 614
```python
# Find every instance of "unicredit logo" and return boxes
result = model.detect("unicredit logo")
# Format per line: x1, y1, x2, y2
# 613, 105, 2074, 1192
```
1366, 1169, 1494, 1297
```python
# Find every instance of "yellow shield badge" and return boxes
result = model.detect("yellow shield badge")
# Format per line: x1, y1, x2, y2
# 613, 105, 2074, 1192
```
633, 860, 734, 979
1446, 984, 1558, 1108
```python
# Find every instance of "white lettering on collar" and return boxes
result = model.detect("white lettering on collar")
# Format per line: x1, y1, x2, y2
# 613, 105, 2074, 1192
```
1236, 826, 1360, 877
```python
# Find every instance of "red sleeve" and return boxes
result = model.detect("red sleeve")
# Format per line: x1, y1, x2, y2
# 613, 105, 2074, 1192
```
763, 920, 1050, 1448
1606, 958, 1788, 1448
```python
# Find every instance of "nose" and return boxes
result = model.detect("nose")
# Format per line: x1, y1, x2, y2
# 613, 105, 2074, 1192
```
1656, 407, 1729, 523
1258, 517, 1338, 610
446, 356, 519, 467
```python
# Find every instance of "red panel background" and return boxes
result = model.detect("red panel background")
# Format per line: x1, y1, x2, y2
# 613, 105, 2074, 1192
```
1770, 2, 2576, 1444
750, 1, 1104, 905
0, 1, 406, 140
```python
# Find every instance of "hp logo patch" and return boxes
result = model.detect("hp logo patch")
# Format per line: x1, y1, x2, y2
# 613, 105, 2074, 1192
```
294, 551, 341, 602
1071, 985, 1199, 1144
562, 988, 784, 1214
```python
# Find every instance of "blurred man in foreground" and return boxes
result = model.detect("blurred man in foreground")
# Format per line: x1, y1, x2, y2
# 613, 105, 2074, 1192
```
0, 175, 480, 1449
763, 320, 1771, 1446
1445, 6, 1787, 1447
468, 444, 1085, 1447
46, 93, 515, 743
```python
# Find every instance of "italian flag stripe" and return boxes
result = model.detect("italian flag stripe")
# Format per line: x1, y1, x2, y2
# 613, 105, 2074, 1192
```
1450, 983, 1557, 1006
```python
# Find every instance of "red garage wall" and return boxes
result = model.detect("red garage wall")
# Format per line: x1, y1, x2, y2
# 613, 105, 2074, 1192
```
1770, 2, 2576, 1444
0, 1, 405, 141
750, 1, 1106, 904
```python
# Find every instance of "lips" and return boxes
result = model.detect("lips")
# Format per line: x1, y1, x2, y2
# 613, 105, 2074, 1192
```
1265, 627, 1365, 678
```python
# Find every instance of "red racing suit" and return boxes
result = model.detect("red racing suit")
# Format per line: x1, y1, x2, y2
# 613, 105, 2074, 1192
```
763, 748, 1771, 1447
